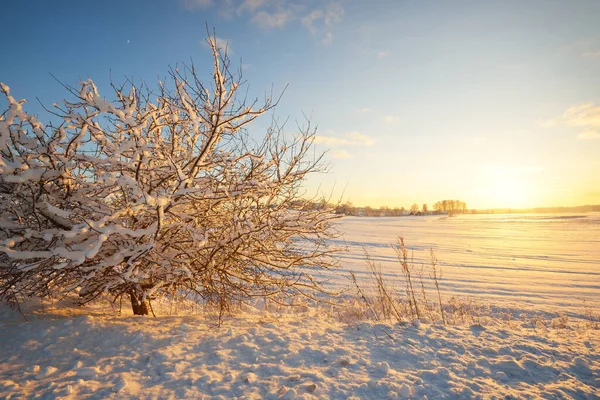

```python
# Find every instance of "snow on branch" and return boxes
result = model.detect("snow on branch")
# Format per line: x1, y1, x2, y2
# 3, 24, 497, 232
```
0, 33, 339, 315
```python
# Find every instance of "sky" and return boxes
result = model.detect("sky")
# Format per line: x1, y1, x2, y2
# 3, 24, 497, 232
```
1, 0, 600, 210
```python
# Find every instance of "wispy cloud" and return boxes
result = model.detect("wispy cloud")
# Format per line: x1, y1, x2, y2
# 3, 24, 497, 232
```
330, 149, 351, 159
239, 0, 267, 12
583, 50, 600, 58
564, 36, 600, 59
545, 102, 600, 140
200, 36, 233, 55
377, 50, 391, 59
182, 0, 212, 11
301, 2, 343, 44
577, 130, 600, 139
382, 115, 400, 124
562, 103, 600, 127
252, 9, 291, 29
209, 36, 233, 52
315, 130, 374, 159
187, 1, 344, 43
302, 9, 324, 34
324, 2, 344, 26
356, 107, 372, 113
314, 131, 375, 147
322, 32, 334, 45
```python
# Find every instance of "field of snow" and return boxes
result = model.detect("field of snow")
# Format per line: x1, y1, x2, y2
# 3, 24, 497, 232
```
329, 213, 600, 316
1, 213, 599, 399
1, 300, 599, 399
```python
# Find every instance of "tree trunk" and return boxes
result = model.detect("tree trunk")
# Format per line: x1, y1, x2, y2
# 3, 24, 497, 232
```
129, 289, 149, 316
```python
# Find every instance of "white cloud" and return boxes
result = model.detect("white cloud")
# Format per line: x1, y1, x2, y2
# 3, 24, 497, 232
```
252, 9, 291, 29
377, 50, 391, 59
302, 9, 324, 34
356, 107, 372, 113
561, 103, 600, 128
300, 1, 344, 44
236, 1, 299, 30
184, 1, 344, 43
383, 115, 400, 124
214, 37, 232, 53
314, 131, 375, 147
546, 102, 600, 139
322, 32, 333, 45
324, 2, 344, 26
201, 37, 233, 54
330, 149, 351, 159
182, 0, 212, 10
583, 50, 600, 58
239, 0, 267, 12
577, 129, 600, 140
540, 118, 558, 128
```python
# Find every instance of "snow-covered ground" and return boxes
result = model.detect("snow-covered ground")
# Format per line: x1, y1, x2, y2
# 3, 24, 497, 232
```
328, 213, 600, 315
1, 300, 599, 399
1, 213, 599, 399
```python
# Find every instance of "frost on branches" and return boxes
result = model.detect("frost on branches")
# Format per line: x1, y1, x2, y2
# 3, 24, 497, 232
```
0, 36, 339, 316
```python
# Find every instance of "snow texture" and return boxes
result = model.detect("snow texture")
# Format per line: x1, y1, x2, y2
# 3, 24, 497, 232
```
325, 214, 600, 313
0, 301, 598, 399
1, 214, 599, 398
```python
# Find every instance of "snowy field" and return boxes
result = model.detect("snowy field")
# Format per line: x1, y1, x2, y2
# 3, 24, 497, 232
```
1, 213, 599, 399
330, 213, 600, 315
1, 300, 598, 400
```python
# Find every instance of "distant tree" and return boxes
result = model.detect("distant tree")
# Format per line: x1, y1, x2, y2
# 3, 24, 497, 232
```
410, 203, 419, 214
432, 200, 467, 214
0, 34, 339, 316
422, 204, 428, 213
448, 200, 457, 214
335, 201, 355, 215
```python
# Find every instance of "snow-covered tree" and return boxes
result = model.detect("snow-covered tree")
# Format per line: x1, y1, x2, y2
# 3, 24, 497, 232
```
0, 35, 338, 315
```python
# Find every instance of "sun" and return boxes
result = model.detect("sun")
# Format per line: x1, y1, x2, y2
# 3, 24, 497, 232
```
487, 178, 534, 209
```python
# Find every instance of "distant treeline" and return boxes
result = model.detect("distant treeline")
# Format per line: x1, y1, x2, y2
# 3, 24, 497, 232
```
293, 200, 600, 216
432, 200, 467, 214
472, 204, 600, 214
332, 200, 469, 217
335, 204, 411, 217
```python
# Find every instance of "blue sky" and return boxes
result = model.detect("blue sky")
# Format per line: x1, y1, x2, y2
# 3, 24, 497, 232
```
2, 0, 600, 209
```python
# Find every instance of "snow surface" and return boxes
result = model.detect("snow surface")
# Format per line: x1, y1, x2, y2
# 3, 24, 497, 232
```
0, 213, 599, 399
0, 300, 598, 399
327, 214, 600, 315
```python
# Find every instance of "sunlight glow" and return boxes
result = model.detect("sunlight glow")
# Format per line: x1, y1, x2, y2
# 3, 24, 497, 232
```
485, 178, 534, 209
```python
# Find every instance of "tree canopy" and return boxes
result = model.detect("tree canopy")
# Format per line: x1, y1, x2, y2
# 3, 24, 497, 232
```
0, 35, 338, 315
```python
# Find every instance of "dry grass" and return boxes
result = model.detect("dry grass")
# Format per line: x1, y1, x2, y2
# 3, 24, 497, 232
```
341, 237, 599, 330
348, 237, 450, 325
